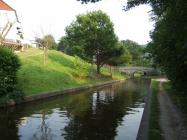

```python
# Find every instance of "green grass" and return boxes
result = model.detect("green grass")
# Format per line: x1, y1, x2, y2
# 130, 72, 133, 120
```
149, 80, 163, 140
163, 82, 187, 124
17, 48, 126, 96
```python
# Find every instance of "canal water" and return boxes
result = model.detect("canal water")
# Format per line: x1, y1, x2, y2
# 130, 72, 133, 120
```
0, 78, 151, 140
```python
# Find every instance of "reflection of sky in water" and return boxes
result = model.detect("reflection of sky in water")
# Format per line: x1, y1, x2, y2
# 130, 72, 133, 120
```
18, 102, 144, 140
1, 78, 150, 140
19, 109, 69, 140
115, 106, 144, 140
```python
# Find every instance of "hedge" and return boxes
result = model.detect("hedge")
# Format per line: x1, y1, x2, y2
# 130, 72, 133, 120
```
0, 47, 22, 101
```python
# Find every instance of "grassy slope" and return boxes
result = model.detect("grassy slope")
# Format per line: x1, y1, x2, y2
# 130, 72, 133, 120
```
17, 48, 126, 96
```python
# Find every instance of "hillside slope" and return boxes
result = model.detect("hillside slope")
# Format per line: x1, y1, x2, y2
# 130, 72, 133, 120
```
17, 48, 126, 96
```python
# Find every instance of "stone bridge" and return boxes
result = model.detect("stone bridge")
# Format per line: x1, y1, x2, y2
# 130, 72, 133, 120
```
118, 67, 160, 77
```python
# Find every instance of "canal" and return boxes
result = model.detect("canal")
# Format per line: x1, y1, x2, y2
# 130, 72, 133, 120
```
0, 78, 151, 140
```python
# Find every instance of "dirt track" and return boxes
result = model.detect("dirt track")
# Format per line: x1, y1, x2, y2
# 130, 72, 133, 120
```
137, 80, 187, 140
158, 82, 187, 140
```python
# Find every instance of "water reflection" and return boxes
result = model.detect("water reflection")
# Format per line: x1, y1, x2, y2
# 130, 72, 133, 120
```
0, 78, 150, 140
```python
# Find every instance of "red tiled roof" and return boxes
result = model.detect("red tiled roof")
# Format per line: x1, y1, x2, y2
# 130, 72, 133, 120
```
0, 0, 14, 11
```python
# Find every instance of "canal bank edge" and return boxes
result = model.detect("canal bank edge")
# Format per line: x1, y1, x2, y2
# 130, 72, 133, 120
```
136, 80, 152, 140
6, 78, 126, 107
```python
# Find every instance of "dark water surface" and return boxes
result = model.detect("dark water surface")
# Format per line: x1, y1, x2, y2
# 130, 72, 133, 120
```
0, 78, 151, 140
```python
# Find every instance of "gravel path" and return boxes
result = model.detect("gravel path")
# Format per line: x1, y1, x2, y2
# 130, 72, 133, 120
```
158, 82, 187, 140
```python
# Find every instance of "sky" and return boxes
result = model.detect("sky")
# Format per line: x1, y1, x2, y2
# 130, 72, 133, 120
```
3, 0, 154, 45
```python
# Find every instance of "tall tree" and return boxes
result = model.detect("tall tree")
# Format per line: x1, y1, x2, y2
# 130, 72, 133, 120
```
121, 40, 143, 66
65, 10, 118, 74
79, 0, 187, 93
125, 0, 187, 93
42, 34, 57, 50
35, 34, 57, 50
58, 36, 69, 52
108, 42, 132, 66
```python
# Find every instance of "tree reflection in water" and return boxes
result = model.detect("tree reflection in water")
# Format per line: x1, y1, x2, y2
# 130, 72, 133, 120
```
62, 84, 140, 140
0, 78, 151, 140
33, 111, 52, 140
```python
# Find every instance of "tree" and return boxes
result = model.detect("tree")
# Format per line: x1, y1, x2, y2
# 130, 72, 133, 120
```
35, 34, 57, 65
65, 10, 119, 74
126, 0, 187, 93
121, 40, 143, 66
42, 34, 57, 50
125, 0, 187, 93
121, 47, 132, 66
58, 36, 68, 52
35, 34, 57, 50
142, 44, 154, 67
78, 0, 187, 93
108, 42, 132, 66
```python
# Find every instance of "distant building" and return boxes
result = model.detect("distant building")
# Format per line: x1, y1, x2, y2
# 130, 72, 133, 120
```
0, 0, 24, 50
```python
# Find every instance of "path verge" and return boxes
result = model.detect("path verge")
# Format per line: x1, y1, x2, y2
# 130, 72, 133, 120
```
137, 79, 187, 140
158, 82, 187, 140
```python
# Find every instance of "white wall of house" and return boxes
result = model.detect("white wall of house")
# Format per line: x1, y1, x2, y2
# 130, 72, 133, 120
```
0, 10, 24, 43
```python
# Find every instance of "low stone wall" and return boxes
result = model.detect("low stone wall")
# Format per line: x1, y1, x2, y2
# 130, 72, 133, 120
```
7, 79, 126, 106
136, 84, 152, 140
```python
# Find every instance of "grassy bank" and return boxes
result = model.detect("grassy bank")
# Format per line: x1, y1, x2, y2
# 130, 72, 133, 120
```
163, 82, 187, 124
149, 80, 163, 140
17, 48, 126, 96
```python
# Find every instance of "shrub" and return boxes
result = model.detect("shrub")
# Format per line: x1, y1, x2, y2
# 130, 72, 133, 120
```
0, 47, 22, 101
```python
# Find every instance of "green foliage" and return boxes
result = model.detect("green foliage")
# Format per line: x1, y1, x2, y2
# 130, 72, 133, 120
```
79, 0, 187, 93
150, 0, 187, 93
121, 40, 144, 66
43, 34, 57, 50
108, 42, 132, 66
108, 40, 152, 67
142, 44, 154, 67
126, 0, 187, 93
58, 36, 68, 52
120, 47, 132, 66
36, 34, 57, 50
77, 1, 154, 67
65, 10, 119, 73
0, 47, 22, 100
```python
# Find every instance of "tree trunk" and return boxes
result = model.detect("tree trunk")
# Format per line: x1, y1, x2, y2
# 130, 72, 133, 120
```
97, 65, 100, 74
43, 45, 48, 65
110, 65, 112, 77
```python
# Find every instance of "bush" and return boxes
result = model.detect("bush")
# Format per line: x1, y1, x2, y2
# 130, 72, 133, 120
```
0, 47, 22, 100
